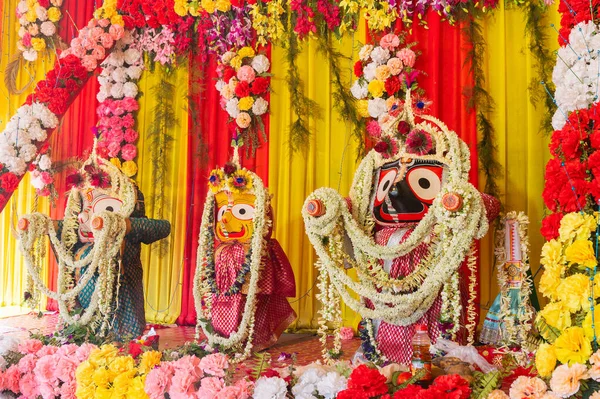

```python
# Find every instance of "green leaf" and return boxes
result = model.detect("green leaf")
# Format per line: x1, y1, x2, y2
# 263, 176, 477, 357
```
471, 370, 501, 399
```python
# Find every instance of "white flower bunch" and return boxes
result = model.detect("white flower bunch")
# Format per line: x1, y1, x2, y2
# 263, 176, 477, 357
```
252, 376, 288, 399
16, 0, 63, 61
97, 36, 144, 103
292, 367, 348, 399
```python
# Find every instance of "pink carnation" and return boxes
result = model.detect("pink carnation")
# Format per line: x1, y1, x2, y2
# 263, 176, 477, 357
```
121, 97, 139, 112
233, 379, 253, 399
55, 355, 78, 383
100, 33, 114, 49
380, 34, 400, 50
39, 381, 60, 398
217, 386, 243, 399
22, 32, 32, 47
19, 372, 38, 398
39, 172, 53, 185
56, 344, 79, 357
75, 343, 97, 362
121, 113, 135, 128
97, 18, 110, 28
107, 141, 121, 158
339, 326, 354, 340
34, 355, 58, 383
97, 102, 111, 117
121, 144, 137, 161
109, 116, 123, 129
109, 24, 125, 41
111, 102, 126, 116
196, 377, 224, 399
199, 353, 229, 377
396, 48, 416, 68
124, 129, 139, 143
169, 370, 199, 397
91, 45, 106, 60
106, 127, 125, 143
4, 365, 21, 393
59, 379, 77, 399
145, 366, 173, 399
173, 356, 202, 379
81, 55, 98, 71
237, 65, 256, 83
18, 355, 37, 373
18, 339, 43, 354
366, 120, 381, 138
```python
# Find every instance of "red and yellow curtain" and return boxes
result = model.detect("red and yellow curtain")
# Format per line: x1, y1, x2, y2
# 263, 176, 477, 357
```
0, 0, 559, 329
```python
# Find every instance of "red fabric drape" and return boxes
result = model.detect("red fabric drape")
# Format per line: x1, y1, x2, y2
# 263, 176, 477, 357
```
46, 0, 99, 310
177, 51, 270, 325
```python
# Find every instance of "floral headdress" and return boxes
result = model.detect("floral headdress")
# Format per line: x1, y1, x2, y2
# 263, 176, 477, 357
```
208, 161, 255, 195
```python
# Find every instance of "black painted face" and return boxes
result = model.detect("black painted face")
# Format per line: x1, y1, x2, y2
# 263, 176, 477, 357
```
371, 159, 444, 226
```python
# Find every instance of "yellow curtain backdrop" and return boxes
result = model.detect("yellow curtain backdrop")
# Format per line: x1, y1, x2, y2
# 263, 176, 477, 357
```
479, 5, 560, 312
0, 0, 51, 317
269, 25, 366, 330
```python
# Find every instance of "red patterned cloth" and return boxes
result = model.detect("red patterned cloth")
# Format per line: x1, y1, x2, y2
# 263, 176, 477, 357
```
211, 239, 296, 351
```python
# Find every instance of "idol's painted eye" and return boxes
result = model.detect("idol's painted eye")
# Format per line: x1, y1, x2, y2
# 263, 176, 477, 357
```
406, 166, 443, 203
92, 197, 123, 214
217, 205, 227, 221
375, 169, 398, 205
231, 204, 255, 221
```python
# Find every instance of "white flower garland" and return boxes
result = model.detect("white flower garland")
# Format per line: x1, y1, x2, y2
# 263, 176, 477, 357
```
303, 91, 489, 358
193, 166, 269, 362
494, 211, 534, 348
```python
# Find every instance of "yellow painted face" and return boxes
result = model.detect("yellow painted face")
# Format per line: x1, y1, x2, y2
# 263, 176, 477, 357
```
214, 191, 256, 243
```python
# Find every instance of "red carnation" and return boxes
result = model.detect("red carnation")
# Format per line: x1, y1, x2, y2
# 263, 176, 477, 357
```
354, 61, 363, 77
223, 67, 236, 83
541, 212, 563, 241
347, 364, 389, 397
262, 369, 280, 378
385, 75, 402, 96
428, 374, 471, 399
38, 0, 50, 7
337, 389, 370, 399
393, 385, 424, 399
251, 77, 270, 96
396, 120, 411, 136
127, 341, 143, 358
0, 172, 20, 192
231, 0, 244, 7
235, 81, 251, 98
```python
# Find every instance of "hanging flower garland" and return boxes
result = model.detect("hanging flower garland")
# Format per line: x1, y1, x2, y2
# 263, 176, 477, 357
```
351, 34, 420, 135
194, 161, 269, 362
303, 91, 489, 360
15, 0, 63, 62
29, 147, 55, 197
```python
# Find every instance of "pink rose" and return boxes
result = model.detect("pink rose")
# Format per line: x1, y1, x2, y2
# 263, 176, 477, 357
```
120, 144, 137, 161
107, 141, 121, 158
145, 366, 173, 399
34, 355, 58, 383
4, 365, 21, 393
91, 45, 106, 60
100, 33, 114, 49
396, 48, 416, 68
22, 32, 32, 47
18, 339, 43, 354
19, 372, 38, 398
124, 129, 139, 143
18, 355, 37, 373
81, 55, 98, 71
199, 353, 229, 377
75, 343, 97, 362
339, 326, 354, 340
109, 24, 125, 41
236, 65, 256, 83
380, 33, 400, 50
59, 379, 77, 399
97, 18, 110, 28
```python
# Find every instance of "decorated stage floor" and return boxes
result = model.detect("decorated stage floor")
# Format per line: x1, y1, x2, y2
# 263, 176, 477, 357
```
0, 313, 362, 371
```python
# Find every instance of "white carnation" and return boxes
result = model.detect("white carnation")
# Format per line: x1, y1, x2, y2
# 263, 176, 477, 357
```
124, 48, 142, 65
363, 62, 377, 81
252, 97, 269, 115
38, 154, 52, 171
215, 80, 226, 92
123, 82, 138, 98
127, 65, 143, 80
221, 51, 236, 64
368, 98, 387, 118
97, 91, 108, 103
251, 54, 270, 74
316, 372, 348, 399
6, 157, 27, 175
23, 49, 38, 62
17, 114, 35, 130
18, 27, 27, 38
252, 377, 288, 399
100, 82, 113, 96
111, 68, 128, 83
370, 47, 390, 65
350, 80, 368, 99
40, 21, 56, 37
17, 1, 28, 14
107, 50, 125, 67
225, 98, 240, 118
31, 173, 45, 190
19, 144, 38, 162
359, 44, 374, 61
31, 103, 58, 128
36, 5, 48, 21
0, 142, 17, 159
110, 83, 125, 99
98, 75, 110, 86
28, 121, 47, 142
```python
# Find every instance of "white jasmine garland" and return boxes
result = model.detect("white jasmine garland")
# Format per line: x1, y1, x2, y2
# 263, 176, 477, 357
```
252, 377, 288, 399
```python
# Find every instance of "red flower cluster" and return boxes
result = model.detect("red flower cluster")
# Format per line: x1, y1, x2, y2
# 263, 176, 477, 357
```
337, 364, 389, 398
394, 375, 471, 399
25, 55, 88, 116
0, 172, 20, 192
117, 0, 183, 29
558, 0, 600, 45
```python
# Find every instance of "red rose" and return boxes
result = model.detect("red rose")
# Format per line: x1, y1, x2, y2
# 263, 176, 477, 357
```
429, 374, 470, 399
337, 389, 370, 399
234, 81, 251, 98
347, 364, 389, 397
393, 385, 424, 399
251, 77, 270, 96
0, 172, 20, 192
385, 75, 402, 95
223, 162, 237, 175
354, 61, 363, 77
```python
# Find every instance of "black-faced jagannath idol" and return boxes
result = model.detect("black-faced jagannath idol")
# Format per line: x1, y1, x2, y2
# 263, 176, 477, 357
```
194, 162, 296, 357
303, 90, 500, 364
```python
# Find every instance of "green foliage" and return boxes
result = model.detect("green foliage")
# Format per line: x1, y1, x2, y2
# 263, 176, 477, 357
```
535, 315, 562, 344
582, 380, 600, 398
471, 370, 502, 399
30, 322, 115, 346
251, 352, 272, 381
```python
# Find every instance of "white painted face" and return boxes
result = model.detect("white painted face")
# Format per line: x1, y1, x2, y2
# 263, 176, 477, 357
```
77, 188, 123, 242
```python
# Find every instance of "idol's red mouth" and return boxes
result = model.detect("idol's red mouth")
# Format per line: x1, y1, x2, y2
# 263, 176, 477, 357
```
226, 226, 246, 239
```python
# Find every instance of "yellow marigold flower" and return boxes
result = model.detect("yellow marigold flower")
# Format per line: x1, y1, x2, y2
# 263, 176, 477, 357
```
139, 351, 162, 374
368, 79, 385, 98
565, 239, 597, 268
557, 273, 594, 312
75, 383, 95, 399
27, 0, 36, 7
357, 100, 370, 118
110, 157, 122, 169
30, 38, 46, 52
536, 343, 557, 378
128, 376, 147, 399
539, 265, 562, 300
229, 56, 242, 70
25, 9, 37, 23
538, 302, 572, 333
215, 0, 231, 12
238, 96, 254, 111
92, 367, 111, 388
75, 360, 95, 386
47, 7, 62, 22
582, 307, 600, 341
89, 344, 119, 364
121, 161, 137, 177
108, 355, 135, 376
113, 370, 136, 397
201, 0, 216, 13
541, 239, 564, 268
559, 212, 596, 242
238, 46, 256, 59
554, 326, 593, 365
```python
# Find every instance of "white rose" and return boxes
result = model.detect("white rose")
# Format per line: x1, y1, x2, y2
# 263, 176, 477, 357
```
23, 49, 38, 62
40, 21, 56, 37
126, 65, 143, 80
111, 68, 128, 83
252, 97, 268, 116
252, 377, 288, 399
350, 80, 368, 99
225, 98, 240, 118
363, 62, 377, 81
124, 48, 142, 65
316, 372, 348, 399
359, 44, 374, 61
38, 154, 52, 171
368, 98, 387, 118
36, 5, 48, 21
370, 47, 390, 65
123, 82, 138, 98
7, 157, 27, 175
251, 54, 270, 74
110, 83, 125, 99
19, 144, 38, 162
